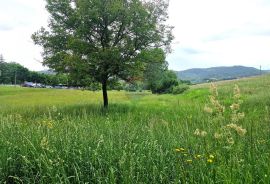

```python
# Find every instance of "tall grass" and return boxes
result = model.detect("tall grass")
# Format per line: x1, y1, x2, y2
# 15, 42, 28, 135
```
0, 75, 270, 183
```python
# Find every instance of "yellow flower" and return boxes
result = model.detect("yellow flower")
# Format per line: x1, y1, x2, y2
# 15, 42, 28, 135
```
209, 154, 215, 159
195, 154, 202, 159
175, 148, 185, 152
207, 159, 213, 163
186, 159, 193, 163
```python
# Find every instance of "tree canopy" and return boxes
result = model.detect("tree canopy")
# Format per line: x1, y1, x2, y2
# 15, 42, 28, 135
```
32, 0, 173, 107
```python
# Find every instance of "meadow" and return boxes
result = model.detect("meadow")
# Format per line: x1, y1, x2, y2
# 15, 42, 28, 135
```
0, 75, 270, 183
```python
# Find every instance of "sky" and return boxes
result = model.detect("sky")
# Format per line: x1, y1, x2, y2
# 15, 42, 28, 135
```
0, 0, 270, 71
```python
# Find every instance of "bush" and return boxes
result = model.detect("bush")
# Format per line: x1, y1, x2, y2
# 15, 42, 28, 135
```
172, 84, 189, 94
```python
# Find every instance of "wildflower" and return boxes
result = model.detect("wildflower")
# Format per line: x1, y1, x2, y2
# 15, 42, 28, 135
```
40, 137, 49, 150
40, 119, 54, 129
236, 127, 247, 136
233, 85, 241, 100
204, 106, 213, 114
210, 83, 218, 97
47, 121, 53, 129
175, 148, 185, 152
214, 133, 223, 139
194, 129, 207, 137
186, 159, 193, 163
52, 106, 58, 113
237, 112, 245, 119
201, 131, 207, 137
195, 154, 202, 159
226, 123, 247, 136
227, 137, 234, 145
209, 154, 215, 159
230, 103, 240, 111
194, 129, 201, 136
207, 159, 213, 163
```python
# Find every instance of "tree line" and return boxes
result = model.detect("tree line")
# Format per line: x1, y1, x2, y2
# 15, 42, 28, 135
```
0, 54, 190, 93
0, 56, 68, 86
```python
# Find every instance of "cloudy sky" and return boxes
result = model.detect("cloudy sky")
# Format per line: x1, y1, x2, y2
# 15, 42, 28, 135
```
0, 0, 270, 71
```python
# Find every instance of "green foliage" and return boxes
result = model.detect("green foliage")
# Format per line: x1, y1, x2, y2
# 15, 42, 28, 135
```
151, 70, 179, 94
172, 84, 190, 94
0, 62, 29, 84
32, 0, 173, 106
0, 75, 270, 182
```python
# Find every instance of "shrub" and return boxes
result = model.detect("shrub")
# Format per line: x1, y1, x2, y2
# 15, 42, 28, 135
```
172, 84, 189, 94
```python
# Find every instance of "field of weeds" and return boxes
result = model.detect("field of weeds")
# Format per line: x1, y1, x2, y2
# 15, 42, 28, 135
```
0, 75, 270, 183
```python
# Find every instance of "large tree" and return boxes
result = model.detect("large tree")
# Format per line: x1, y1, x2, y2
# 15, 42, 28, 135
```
32, 0, 173, 107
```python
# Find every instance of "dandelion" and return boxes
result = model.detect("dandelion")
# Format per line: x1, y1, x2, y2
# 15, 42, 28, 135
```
175, 148, 185, 152
207, 159, 213, 163
195, 154, 202, 159
186, 159, 193, 163
209, 154, 215, 159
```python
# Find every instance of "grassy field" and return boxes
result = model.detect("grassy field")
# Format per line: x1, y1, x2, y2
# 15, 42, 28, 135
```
0, 75, 270, 183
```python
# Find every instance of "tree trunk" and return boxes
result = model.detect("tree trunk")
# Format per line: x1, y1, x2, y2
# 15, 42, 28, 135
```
102, 80, 108, 108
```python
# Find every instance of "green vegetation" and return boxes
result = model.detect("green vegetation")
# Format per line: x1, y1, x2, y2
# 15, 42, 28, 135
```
32, 0, 173, 107
0, 60, 69, 86
0, 74, 269, 183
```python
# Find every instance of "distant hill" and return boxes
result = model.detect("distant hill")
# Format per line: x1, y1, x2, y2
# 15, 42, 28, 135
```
176, 66, 268, 84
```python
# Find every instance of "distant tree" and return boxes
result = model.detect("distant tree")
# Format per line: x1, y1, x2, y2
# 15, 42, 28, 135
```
32, 0, 173, 107
0, 62, 29, 84
0, 54, 4, 78
142, 49, 168, 91
151, 70, 179, 94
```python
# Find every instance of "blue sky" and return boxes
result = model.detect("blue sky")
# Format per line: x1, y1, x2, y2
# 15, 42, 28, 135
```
1, 0, 270, 71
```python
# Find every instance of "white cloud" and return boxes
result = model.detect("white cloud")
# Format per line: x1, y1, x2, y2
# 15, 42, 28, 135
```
167, 0, 270, 70
0, 0, 48, 71
0, 0, 270, 71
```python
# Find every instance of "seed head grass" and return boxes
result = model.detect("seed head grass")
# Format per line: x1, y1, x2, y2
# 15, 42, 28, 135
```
0, 74, 270, 183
